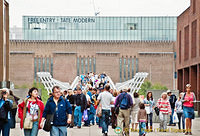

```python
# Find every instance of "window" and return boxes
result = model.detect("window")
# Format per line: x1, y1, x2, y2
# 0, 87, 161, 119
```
193, 0, 196, 14
184, 26, 189, 60
179, 31, 182, 63
191, 20, 197, 58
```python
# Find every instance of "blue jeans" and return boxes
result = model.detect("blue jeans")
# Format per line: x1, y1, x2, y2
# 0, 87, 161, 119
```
146, 113, 153, 127
24, 121, 38, 136
50, 126, 67, 136
101, 109, 110, 133
0, 119, 11, 136
74, 106, 82, 127
170, 108, 176, 125
177, 113, 185, 130
89, 105, 96, 125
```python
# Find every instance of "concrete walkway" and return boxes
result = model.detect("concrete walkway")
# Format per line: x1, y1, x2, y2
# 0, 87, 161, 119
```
10, 118, 200, 136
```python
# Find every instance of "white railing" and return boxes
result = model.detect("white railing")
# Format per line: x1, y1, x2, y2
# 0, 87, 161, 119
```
37, 72, 148, 95
116, 72, 148, 93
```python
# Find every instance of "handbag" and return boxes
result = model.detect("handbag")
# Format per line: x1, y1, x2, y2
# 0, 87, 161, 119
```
43, 114, 54, 132
43, 102, 58, 132
173, 112, 179, 123
83, 110, 88, 121
23, 117, 33, 129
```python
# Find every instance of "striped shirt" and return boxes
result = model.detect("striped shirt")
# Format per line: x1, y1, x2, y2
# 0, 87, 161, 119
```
156, 98, 172, 114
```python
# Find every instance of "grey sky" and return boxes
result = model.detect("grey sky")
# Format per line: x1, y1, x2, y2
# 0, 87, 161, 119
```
10, 0, 190, 27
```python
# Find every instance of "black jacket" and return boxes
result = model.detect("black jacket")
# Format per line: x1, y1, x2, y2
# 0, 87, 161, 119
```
169, 94, 177, 109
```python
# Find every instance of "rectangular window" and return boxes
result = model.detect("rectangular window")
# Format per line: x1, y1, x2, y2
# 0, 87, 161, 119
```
119, 58, 122, 82
124, 58, 126, 81
51, 58, 53, 77
43, 58, 45, 72
77, 57, 79, 76
184, 26, 189, 60
46, 57, 49, 72
191, 20, 197, 58
81, 58, 84, 74
132, 58, 134, 78
128, 58, 130, 80
136, 58, 138, 73
93, 57, 96, 73
85, 58, 88, 74
38, 58, 41, 72
193, 0, 196, 14
34, 57, 37, 81
179, 31, 182, 63
89, 58, 92, 72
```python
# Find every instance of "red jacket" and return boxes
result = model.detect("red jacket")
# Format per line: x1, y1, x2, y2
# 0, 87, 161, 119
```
18, 98, 44, 129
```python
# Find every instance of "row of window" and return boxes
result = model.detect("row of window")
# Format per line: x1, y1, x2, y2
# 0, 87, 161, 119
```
119, 57, 138, 82
34, 57, 53, 81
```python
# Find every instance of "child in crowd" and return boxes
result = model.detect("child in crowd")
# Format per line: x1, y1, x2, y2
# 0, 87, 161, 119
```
138, 103, 147, 136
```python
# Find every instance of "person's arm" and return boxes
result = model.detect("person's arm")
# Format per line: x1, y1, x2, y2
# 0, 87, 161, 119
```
40, 101, 50, 128
18, 101, 25, 119
137, 110, 140, 122
167, 101, 172, 115
65, 100, 72, 124
96, 94, 101, 105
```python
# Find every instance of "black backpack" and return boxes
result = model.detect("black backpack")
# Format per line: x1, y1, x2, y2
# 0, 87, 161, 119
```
0, 101, 11, 123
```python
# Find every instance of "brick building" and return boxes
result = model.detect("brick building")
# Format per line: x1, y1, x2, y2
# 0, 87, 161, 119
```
177, 0, 200, 115
10, 40, 176, 90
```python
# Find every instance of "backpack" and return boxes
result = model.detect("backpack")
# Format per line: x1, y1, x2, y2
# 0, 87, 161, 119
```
119, 93, 129, 109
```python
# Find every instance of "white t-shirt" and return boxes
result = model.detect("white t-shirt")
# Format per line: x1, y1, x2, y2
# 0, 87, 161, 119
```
97, 91, 113, 110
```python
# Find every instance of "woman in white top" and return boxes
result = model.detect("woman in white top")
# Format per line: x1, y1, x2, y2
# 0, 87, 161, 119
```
131, 92, 141, 131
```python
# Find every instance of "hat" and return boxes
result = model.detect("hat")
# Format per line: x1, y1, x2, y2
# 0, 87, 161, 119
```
186, 84, 191, 88
161, 92, 167, 97
0, 88, 9, 94
167, 90, 171, 94
123, 86, 129, 91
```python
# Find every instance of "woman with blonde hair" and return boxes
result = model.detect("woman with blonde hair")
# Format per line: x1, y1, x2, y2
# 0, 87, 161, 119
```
181, 84, 196, 135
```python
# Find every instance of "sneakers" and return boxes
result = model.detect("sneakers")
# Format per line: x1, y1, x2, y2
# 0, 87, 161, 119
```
77, 126, 81, 129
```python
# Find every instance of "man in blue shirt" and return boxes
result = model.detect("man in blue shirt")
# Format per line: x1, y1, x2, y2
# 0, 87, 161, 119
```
41, 86, 72, 136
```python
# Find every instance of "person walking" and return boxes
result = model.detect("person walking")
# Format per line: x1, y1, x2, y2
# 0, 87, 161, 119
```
167, 90, 177, 126
175, 93, 185, 132
0, 88, 13, 136
143, 92, 155, 132
66, 89, 75, 128
115, 87, 133, 136
40, 86, 72, 136
181, 84, 196, 135
7, 90, 20, 129
18, 87, 44, 136
131, 92, 141, 132
156, 92, 172, 132
138, 103, 147, 136
74, 86, 87, 129
97, 84, 114, 136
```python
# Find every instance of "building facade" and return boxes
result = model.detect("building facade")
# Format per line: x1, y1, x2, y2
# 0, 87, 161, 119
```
23, 16, 177, 41
10, 16, 177, 90
0, 0, 10, 88
177, 0, 200, 115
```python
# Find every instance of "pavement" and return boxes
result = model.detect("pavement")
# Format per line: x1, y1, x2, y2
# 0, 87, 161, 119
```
10, 118, 200, 136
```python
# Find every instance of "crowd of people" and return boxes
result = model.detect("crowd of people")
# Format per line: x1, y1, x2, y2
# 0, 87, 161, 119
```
0, 71, 197, 136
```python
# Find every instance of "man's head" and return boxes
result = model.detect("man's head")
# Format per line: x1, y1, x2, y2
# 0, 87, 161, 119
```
0, 88, 9, 100
104, 84, 110, 92
76, 86, 82, 94
52, 86, 61, 99
92, 88, 97, 94
167, 90, 172, 96
122, 87, 128, 92
63, 90, 68, 96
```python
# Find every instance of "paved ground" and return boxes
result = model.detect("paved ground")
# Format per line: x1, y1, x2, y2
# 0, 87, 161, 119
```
10, 118, 200, 136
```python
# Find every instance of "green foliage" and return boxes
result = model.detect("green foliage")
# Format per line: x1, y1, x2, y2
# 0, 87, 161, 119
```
138, 80, 168, 97
138, 80, 152, 96
151, 83, 168, 90
32, 81, 49, 105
